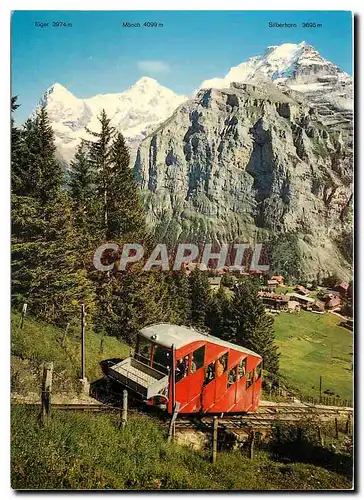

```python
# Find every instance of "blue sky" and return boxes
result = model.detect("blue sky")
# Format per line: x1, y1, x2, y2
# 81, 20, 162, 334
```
12, 10, 353, 123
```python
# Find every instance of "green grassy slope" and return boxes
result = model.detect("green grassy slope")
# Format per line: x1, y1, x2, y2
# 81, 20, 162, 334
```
11, 406, 351, 490
11, 311, 129, 395
273, 311, 353, 401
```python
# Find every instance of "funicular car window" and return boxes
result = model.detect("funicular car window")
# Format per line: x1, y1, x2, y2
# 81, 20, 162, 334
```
191, 346, 205, 373
246, 371, 253, 388
254, 362, 262, 381
216, 352, 228, 377
136, 337, 152, 364
238, 357, 247, 379
153, 345, 171, 374
227, 366, 237, 388
204, 362, 215, 385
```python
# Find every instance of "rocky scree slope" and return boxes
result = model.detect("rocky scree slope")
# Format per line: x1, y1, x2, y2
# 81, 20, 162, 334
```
134, 81, 353, 279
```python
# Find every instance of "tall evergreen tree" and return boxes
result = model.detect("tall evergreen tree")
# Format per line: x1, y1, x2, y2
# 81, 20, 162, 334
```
68, 140, 100, 245
11, 97, 23, 193
12, 192, 95, 324
107, 132, 145, 239
189, 268, 212, 329
85, 109, 116, 236
11, 102, 95, 325
168, 271, 192, 325
208, 286, 235, 339
211, 277, 279, 374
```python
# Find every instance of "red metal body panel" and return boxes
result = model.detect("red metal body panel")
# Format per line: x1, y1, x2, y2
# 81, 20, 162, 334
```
166, 339, 263, 414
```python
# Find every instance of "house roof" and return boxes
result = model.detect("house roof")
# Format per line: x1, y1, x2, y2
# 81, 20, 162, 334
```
327, 296, 342, 307
287, 300, 300, 309
139, 323, 261, 358
334, 281, 350, 290
288, 293, 315, 303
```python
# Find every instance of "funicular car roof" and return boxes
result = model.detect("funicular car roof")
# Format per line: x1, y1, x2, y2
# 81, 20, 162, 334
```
139, 323, 261, 359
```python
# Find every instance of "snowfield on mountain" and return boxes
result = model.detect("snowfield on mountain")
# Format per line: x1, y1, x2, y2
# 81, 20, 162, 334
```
34, 77, 187, 164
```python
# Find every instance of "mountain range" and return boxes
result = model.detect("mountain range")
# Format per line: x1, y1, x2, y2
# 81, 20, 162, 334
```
30, 41, 353, 279
34, 77, 187, 164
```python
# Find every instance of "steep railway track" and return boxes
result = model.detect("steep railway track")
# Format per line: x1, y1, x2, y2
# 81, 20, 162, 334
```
12, 401, 353, 431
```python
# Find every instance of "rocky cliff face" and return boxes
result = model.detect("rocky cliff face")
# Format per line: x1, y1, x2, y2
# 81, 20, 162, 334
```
200, 41, 353, 141
134, 81, 353, 279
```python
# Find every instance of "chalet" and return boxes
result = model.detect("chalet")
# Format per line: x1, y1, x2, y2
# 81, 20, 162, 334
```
334, 281, 350, 296
287, 300, 300, 313
311, 301, 325, 313
271, 275, 284, 285
294, 285, 310, 296
258, 291, 288, 310
267, 279, 279, 289
287, 293, 315, 310
325, 296, 342, 310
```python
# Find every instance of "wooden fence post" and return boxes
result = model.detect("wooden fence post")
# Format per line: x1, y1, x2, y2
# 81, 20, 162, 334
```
61, 322, 70, 347
319, 376, 322, 404
120, 389, 128, 430
80, 304, 86, 380
335, 417, 339, 439
345, 415, 351, 435
212, 416, 218, 464
167, 402, 180, 443
317, 425, 324, 446
19, 303, 27, 330
249, 429, 255, 459
40, 362, 53, 426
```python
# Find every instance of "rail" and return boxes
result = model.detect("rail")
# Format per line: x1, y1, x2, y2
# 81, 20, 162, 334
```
12, 400, 353, 431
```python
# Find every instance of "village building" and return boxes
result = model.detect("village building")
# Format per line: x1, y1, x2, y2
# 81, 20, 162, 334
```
333, 281, 350, 297
258, 291, 289, 310
311, 301, 325, 313
294, 285, 310, 296
271, 275, 285, 285
287, 300, 301, 313
267, 279, 279, 289
325, 295, 342, 310
287, 293, 315, 310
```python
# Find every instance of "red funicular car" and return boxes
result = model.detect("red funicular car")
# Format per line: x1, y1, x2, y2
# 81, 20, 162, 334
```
107, 323, 262, 414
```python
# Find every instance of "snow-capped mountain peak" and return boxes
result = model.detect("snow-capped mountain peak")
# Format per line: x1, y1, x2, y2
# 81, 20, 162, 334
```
200, 41, 349, 89
32, 78, 188, 164
132, 76, 160, 89
198, 41, 352, 134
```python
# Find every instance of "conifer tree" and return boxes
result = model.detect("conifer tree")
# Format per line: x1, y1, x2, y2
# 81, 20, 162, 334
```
107, 132, 145, 239
68, 140, 100, 245
167, 271, 192, 325
84, 111, 145, 240
85, 109, 116, 236
189, 268, 212, 329
208, 286, 235, 338
12, 192, 95, 324
11, 102, 95, 325
213, 277, 280, 374
11, 97, 23, 193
